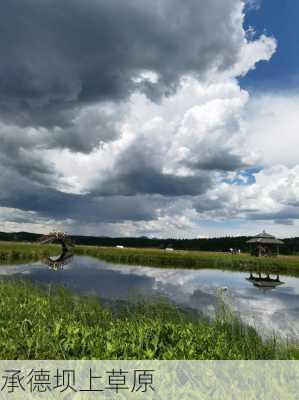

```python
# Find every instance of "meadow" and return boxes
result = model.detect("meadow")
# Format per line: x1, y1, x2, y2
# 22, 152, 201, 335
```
0, 241, 58, 264
0, 242, 299, 360
1, 240, 299, 275
0, 241, 299, 360
75, 245, 299, 276
0, 279, 298, 360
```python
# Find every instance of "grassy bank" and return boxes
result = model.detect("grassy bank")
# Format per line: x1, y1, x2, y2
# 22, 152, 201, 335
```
0, 241, 58, 264
0, 241, 299, 275
75, 245, 299, 276
0, 279, 298, 360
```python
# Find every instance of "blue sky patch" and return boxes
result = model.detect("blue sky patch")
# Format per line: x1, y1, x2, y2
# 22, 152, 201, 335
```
242, 0, 299, 91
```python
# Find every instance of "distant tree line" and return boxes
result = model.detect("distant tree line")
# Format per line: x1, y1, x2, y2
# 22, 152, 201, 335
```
0, 231, 298, 255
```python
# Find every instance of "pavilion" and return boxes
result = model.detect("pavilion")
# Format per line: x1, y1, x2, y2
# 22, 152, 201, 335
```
247, 230, 284, 257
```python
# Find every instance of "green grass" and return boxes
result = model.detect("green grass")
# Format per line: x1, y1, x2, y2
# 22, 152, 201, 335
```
0, 241, 59, 264
0, 242, 298, 360
1, 241, 299, 275
0, 279, 298, 360
75, 245, 299, 276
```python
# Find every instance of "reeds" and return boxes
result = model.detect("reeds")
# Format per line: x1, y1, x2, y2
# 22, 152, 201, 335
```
0, 242, 59, 264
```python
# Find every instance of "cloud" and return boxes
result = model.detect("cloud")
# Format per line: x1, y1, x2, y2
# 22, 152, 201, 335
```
0, 122, 60, 186
0, 0, 285, 237
244, 93, 299, 168
187, 150, 248, 172
88, 78, 257, 198
191, 165, 299, 227
178, 91, 299, 232
95, 168, 212, 197
46, 102, 127, 153
92, 129, 213, 197
228, 34, 276, 77
245, 0, 261, 11
0, 0, 250, 130
0, 166, 163, 224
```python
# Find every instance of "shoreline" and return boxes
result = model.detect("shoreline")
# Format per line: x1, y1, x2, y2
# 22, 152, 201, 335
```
0, 241, 299, 276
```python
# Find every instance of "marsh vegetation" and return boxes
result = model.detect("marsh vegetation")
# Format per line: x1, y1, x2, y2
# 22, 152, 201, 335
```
0, 242, 60, 264
75, 245, 299, 276
1, 242, 299, 276
0, 279, 298, 360
0, 241, 299, 360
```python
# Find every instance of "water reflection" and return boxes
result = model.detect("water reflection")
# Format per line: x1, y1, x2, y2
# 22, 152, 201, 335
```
39, 231, 74, 270
0, 256, 299, 340
246, 273, 285, 291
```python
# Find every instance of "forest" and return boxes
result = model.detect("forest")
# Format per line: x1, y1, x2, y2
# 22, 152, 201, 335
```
1, 231, 299, 255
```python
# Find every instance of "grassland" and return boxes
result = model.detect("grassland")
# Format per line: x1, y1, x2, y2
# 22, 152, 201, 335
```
0, 241, 299, 275
0, 241, 59, 264
75, 245, 299, 276
0, 241, 298, 360
0, 279, 298, 360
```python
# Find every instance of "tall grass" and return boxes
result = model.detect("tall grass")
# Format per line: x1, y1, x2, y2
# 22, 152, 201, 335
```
0, 241, 59, 264
0, 278, 298, 360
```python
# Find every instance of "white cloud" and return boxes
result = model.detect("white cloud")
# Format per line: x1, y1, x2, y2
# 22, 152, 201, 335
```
244, 93, 299, 167
229, 34, 276, 77
192, 164, 299, 230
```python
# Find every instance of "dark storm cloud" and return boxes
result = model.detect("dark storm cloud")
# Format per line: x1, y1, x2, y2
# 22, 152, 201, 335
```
0, 165, 164, 223
0, 0, 257, 227
0, 125, 59, 186
0, 126, 162, 224
246, 207, 299, 224
92, 139, 213, 196
193, 197, 224, 212
0, 0, 244, 131
0, 102, 125, 156
96, 167, 212, 197
45, 103, 126, 153
188, 151, 248, 172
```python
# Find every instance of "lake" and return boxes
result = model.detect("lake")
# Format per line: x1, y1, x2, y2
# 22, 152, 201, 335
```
1, 256, 299, 340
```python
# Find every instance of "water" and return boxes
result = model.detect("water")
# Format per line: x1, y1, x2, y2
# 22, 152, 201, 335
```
1, 256, 299, 340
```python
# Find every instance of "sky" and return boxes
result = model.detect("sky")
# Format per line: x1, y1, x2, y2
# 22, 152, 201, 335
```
0, 0, 298, 238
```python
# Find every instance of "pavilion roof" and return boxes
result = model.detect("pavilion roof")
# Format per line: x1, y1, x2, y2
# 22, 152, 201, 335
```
246, 230, 284, 245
